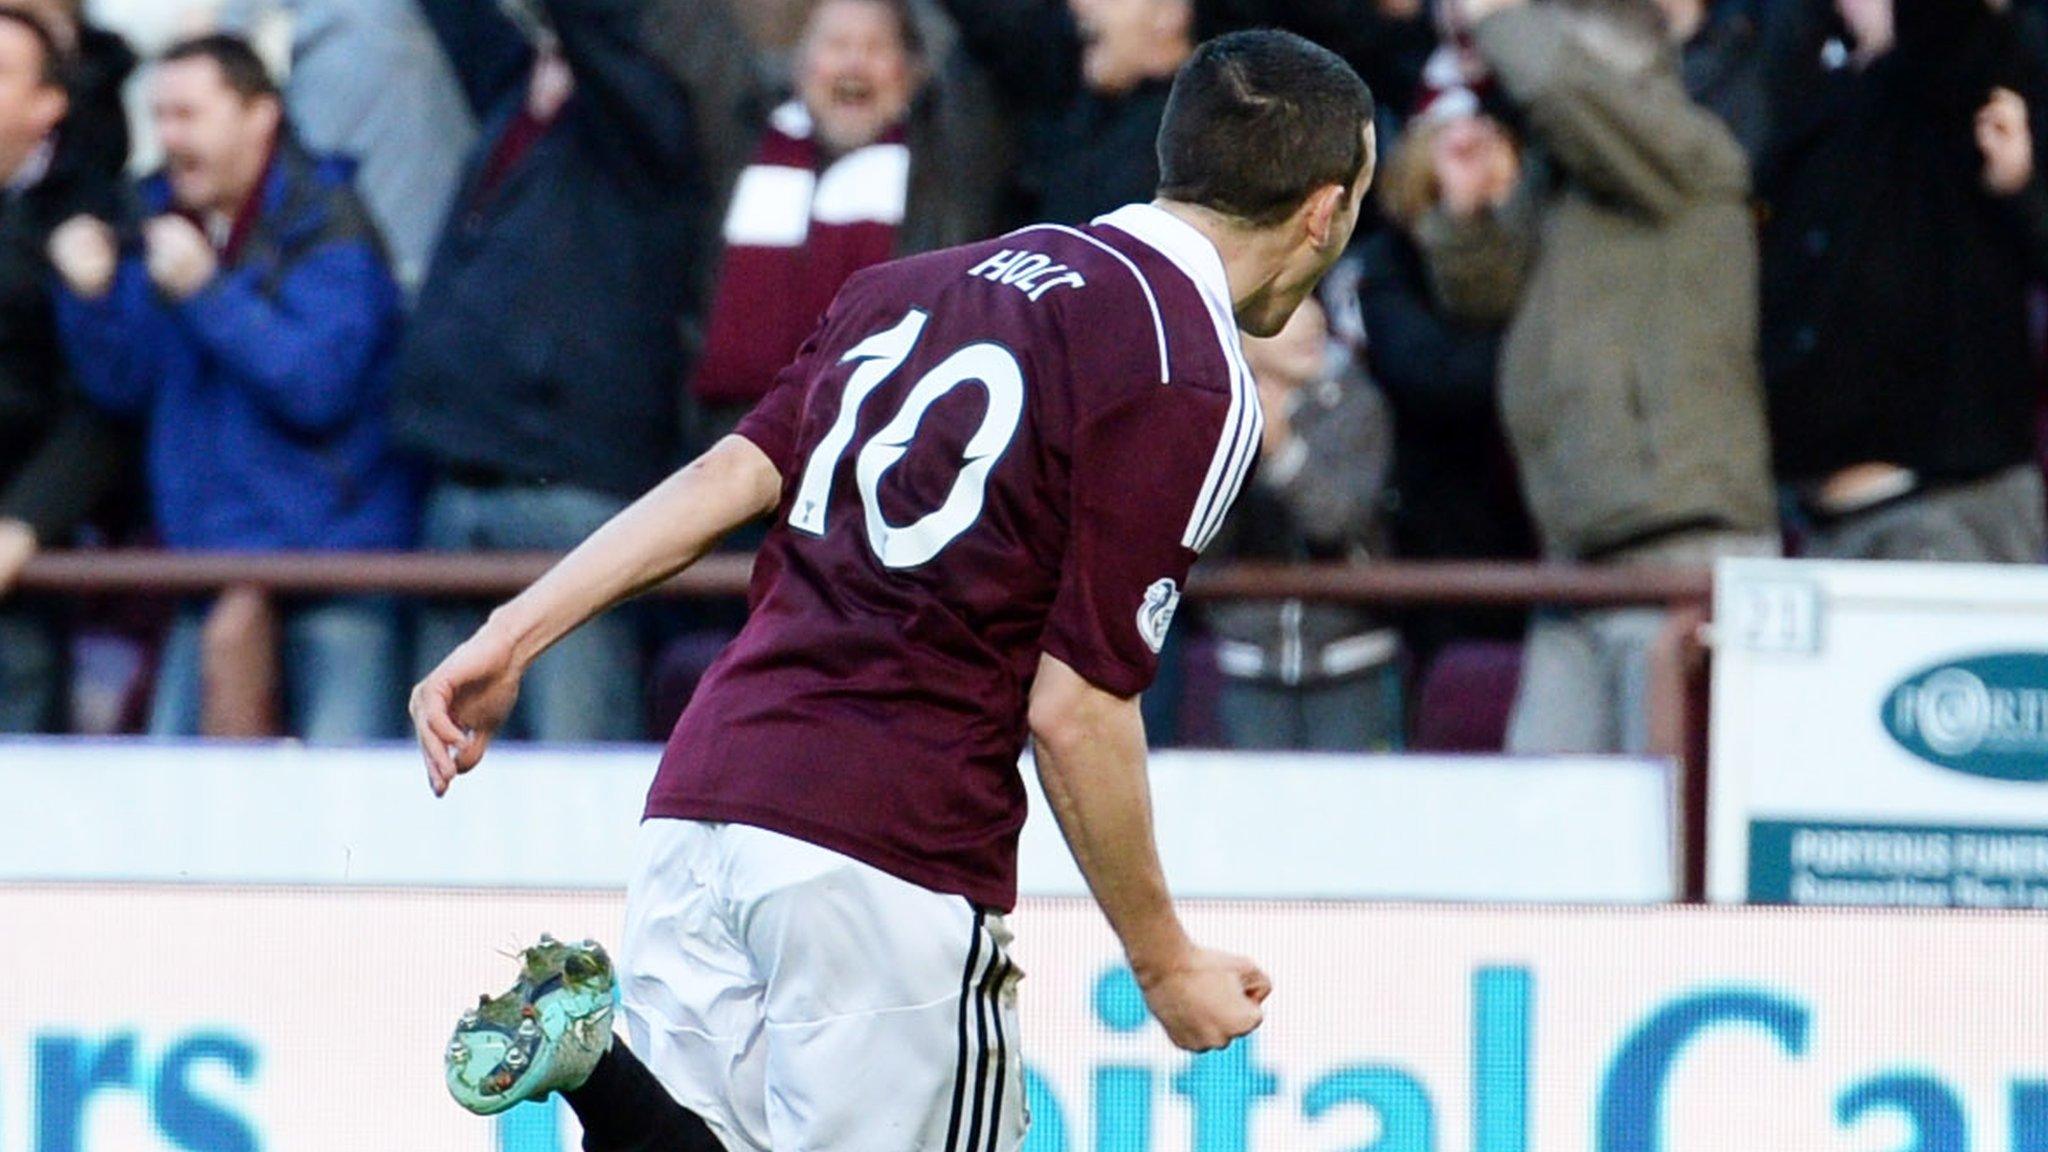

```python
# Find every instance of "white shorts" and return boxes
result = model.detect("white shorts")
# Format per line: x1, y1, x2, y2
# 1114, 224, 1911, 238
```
618, 818, 1027, 1152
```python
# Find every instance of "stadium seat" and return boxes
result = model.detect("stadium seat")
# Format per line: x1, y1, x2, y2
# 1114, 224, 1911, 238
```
1410, 640, 1524, 753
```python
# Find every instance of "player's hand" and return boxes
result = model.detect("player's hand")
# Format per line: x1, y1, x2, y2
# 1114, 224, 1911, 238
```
49, 215, 119, 299
143, 215, 218, 301
1135, 945, 1271, 1052
410, 626, 524, 797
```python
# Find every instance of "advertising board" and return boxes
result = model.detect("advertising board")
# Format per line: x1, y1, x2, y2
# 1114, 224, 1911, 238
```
0, 742, 1675, 902
1710, 558, 2048, 906
1, 889, 2041, 1152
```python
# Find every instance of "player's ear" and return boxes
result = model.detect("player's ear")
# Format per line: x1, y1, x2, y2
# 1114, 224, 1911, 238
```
1300, 182, 1347, 251
1359, 122, 1380, 195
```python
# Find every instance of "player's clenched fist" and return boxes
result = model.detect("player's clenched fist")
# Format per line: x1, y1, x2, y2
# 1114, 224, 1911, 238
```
143, 215, 219, 301
1136, 946, 1272, 1052
48, 215, 118, 299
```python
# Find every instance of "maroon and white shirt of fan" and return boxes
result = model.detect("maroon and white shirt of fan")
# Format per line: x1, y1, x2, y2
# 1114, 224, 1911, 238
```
648, 203, 1262, 911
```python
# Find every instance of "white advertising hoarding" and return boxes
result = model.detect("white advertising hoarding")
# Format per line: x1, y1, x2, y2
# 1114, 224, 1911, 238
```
0, 742, 1676, 902
2, 887, 2044, 1152
1710, 558, 2048, 905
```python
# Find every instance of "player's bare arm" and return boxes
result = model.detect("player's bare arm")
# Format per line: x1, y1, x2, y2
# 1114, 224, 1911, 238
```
1028, 652, 1272, 1052
410, 435, 783, 795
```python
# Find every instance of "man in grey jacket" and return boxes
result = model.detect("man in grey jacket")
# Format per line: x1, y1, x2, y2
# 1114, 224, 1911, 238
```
1201, 298, 1403, 752
1427, 0, 1776, 754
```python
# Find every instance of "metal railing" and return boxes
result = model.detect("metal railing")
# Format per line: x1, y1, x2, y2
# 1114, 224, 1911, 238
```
15, 551, 1718, 897
22, 551, 1716, 603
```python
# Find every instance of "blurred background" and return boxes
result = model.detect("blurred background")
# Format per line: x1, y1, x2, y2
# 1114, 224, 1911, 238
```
6, 1, 2048, 1149
6, 0, 2042, 755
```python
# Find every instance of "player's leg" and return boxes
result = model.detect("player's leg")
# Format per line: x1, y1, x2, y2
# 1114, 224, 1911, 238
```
613, 818, 776, 1151
729, 824, 1028, 1152
563, 1041, 724, 1152
441, 933, 726, 1151
443, 934, 618, 1114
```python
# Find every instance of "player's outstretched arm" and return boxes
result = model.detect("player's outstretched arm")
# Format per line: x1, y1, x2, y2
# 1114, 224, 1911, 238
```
1027, 654, 1272, 1052
411, 435, 783, 795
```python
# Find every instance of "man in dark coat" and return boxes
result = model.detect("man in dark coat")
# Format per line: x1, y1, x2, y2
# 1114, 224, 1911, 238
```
397, 0, 701, 742
939, 0, 1195, 224
1760, 0, 2048, 561
0, 8, 131, 732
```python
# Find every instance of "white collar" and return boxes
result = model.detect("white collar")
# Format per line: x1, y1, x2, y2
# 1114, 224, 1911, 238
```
1092, 202, 1235, 321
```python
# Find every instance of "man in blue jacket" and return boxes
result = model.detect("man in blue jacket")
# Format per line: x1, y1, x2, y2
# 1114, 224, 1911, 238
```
395, 0, 699, 743
47, 33, 415, 742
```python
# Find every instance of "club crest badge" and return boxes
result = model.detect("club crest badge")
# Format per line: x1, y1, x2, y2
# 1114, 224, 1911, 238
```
1137, 578, 1181, 654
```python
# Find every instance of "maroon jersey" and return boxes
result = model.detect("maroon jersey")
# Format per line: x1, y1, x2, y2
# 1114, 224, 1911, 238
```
647, 204, 1261, 910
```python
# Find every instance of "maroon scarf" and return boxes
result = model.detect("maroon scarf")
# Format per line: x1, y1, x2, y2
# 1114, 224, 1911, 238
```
691, 103, 907, 406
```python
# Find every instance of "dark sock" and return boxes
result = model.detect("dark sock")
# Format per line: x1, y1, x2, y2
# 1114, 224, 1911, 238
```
564, 1040, 723, 1152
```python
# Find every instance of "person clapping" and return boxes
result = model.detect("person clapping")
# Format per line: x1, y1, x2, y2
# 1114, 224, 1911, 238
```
48, 34, 415, 742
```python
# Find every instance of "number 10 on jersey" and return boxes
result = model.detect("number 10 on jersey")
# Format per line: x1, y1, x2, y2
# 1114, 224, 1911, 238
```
790, 309, 1028, 570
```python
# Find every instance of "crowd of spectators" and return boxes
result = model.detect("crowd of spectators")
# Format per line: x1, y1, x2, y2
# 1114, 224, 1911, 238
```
1, 0, 2045, 753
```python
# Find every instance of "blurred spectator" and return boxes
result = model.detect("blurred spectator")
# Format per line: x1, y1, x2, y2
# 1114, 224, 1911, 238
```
56, 0, 211, 175
47, 33, 413, 741
1660, 0, 1769, 162
1201, 298, 1404, 752
1358, 92, 1536, 672
215, 0, 477, 294
729, 0, 814, 51
396, 0, 697, 743
1430, 0, 1777, 755
1197, 0, 1436, 127
0, 7, 132, 732
1418, 0, 1494, 104
662, 0, 1010, 445
14, 0, 132, 171
940, 0, 1193, 223
937, 0, 1205, 743
1759, 0, 2048, 562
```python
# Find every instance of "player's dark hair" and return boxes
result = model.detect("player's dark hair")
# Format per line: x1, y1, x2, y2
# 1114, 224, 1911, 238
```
0, 9, 65, 90
1156, 30, 1375, 227
160, 33, 280, 103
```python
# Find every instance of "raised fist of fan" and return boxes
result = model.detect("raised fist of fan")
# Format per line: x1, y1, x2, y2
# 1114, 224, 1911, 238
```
143, 215, 219, 301
48, 215, 118, 299
1978, 87, 2033, 197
